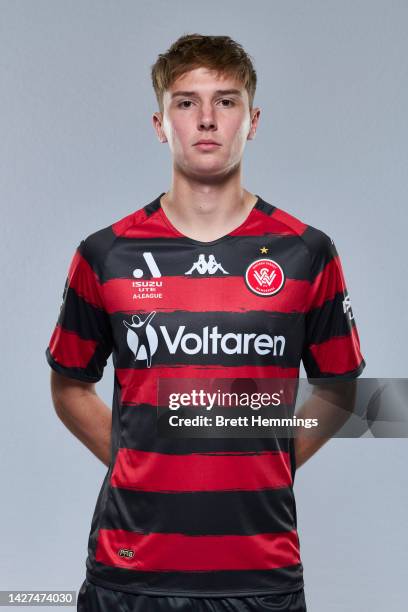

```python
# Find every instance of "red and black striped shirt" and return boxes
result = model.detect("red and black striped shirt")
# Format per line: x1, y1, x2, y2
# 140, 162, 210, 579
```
45, 193, 365, 596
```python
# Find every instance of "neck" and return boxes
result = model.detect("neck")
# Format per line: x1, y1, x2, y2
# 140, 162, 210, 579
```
160, 171, 258, 242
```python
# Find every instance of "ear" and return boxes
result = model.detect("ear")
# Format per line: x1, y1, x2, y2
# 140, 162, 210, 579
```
247, 107, 261, 141
152, 112, 168, 143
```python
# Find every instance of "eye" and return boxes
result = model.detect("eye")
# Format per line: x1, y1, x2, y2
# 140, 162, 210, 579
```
178, 100, 193, 108
177, 99, 236, 109
219, 99, 235, 107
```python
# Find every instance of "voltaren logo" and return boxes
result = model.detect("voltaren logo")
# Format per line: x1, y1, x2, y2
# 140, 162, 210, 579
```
123, 312, 286, 368
185, 254, 229, 275
123, 312, 158, 368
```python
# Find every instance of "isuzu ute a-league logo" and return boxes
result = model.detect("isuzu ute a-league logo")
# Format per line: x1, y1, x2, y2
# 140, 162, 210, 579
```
245, 258, 285, 297
123, 311, 286, 368
132, 252, 163, 301
185, 254, 229, 275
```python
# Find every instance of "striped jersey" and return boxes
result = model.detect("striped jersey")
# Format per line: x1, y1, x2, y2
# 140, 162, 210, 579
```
45, 193, 366, 596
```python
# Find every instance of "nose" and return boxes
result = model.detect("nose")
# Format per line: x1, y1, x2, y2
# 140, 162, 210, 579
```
198, 103, 217, 131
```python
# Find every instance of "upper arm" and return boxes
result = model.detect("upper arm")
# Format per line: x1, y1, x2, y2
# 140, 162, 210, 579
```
45, 235, 114, 385
50, 370, 97, 414
50, 368, 96, 395
301, 232, 366, 381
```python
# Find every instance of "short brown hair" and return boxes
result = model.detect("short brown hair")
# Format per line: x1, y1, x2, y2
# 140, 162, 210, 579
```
151, 33, 257, 113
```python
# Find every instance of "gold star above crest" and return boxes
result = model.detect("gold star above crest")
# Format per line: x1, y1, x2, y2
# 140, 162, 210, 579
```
260, 246, 269, 254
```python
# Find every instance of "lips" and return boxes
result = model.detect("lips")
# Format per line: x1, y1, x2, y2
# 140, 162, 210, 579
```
194, 140, 221, 146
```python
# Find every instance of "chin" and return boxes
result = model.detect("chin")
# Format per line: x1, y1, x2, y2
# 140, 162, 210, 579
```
191, 164, 229, 178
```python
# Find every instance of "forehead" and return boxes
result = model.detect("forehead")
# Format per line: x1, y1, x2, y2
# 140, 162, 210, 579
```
164, 67, 247, 102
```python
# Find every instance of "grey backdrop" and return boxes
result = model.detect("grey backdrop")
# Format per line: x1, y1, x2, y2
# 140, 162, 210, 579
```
1, 1, 407, 610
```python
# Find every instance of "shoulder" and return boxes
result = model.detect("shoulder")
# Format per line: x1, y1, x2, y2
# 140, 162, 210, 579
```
271, 203, 332, 249
263, 200, 336, 278
79, 205, 152, 275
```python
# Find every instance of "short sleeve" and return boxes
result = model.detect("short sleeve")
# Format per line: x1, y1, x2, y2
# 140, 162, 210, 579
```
302, 232, 366, 381
45, 237, 113, 382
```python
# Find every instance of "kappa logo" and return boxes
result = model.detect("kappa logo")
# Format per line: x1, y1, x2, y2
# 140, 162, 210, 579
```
123, 311, 286, 368
342, 293, 354, 320
185, 254, 229, 275
245, 258, 285, 297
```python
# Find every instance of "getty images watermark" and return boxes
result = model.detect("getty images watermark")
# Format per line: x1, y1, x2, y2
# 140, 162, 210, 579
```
156, 377, 408, 438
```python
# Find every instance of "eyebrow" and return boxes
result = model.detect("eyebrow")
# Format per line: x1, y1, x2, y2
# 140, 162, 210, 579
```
170, 89, 243, 99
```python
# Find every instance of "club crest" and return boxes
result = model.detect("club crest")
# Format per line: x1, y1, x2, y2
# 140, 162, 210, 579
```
245, 258, 285, 297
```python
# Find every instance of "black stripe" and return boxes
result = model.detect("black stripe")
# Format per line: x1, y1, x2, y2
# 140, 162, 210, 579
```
300, 226, 336, 281
102, 487, 297, 536
304, 292, 354, 345
119, 403, 293, 453
254, 196, 276, 216
115, 310, 305, 369
45, 348, 103, 382
143, 193, 164, 217
86, 564, 304, 597
306, 359, 366, 381
59, 287, 113, 345
102, 234, 311, 281
80, 226, 117, 280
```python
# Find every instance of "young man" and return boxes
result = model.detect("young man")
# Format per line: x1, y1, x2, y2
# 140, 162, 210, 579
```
46, 34, 365, 612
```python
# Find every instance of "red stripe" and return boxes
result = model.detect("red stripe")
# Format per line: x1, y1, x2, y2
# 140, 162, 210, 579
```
95, 528, 300, 571
68, 250, 104, 309
308, 256, 345, 309
112, 208, 148, 237
103, 276, 310, 314
110, 202, 308, 241
309, 326, 364, 374
48, 325, 98, 368
268, 208, 308, 236
158, 206, 305, 239
112, 208, 179, 239
116, 365, 299, 405
111, 448, 292, 492
229, 208, 306, 237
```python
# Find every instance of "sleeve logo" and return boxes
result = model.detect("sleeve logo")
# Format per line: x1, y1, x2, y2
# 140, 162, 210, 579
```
342, 292, 354, 320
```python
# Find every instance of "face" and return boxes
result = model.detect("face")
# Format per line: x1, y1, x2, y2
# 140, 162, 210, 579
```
152, 67, 260, 179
